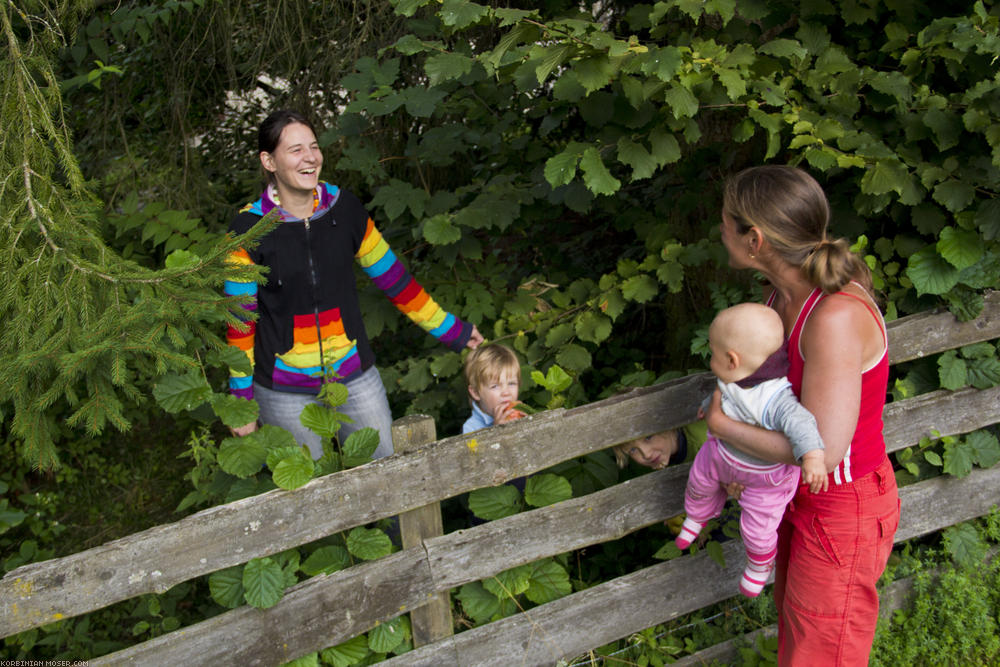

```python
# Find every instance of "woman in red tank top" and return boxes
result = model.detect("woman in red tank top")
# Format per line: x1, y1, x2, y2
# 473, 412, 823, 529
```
704, 166, 900, 666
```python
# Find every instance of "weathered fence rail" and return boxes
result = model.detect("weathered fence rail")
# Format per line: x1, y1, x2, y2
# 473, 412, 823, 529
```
2, 291, 998, 666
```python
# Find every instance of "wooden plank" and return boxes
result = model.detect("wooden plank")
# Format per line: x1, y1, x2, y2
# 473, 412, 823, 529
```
4, 297, 999, 638
886, 290, 1000, 365
393, 415, 453, 648
383, 465, 1000, 667
883, 385, 1000, 455
91, 548, 433, 667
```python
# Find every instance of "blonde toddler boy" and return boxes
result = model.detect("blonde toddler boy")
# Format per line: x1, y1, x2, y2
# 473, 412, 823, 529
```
463, 343, 526, 434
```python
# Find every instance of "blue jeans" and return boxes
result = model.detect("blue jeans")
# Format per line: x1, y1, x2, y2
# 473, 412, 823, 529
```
254, 366, 395, 461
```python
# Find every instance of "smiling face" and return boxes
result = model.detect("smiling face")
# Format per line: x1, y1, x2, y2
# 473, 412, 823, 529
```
260, 121, 322, 198
469, 369, 520, 421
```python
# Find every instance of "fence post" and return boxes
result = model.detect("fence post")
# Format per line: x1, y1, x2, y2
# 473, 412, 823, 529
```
391, 414, 454, 647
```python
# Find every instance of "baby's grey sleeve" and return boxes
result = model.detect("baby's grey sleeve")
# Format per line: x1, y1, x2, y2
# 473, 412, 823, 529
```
766, 390, 825, 461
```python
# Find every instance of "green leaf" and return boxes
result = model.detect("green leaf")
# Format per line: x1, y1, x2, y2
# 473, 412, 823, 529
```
545, 323, 575, 348
579, 147, 621, 196
243, 557, 284, 609
392, 0, 433, 17
524, 474, 573, 508
663, 85, 699, 119
924, 450, 943, 467
210, 394, 258, 430
648, 128, 681, 166
218, 435, 267, 478
424, 52, 474, 86
861, 160, 908, 196
937, 226, 983, 271
622, 274, 659, 302
575, 55, 615, 94
867, 70, 911, 104
301, 545, 351, 576
968, 430, 1000, 468
484, 564, 531, 598
938, 350, 967, 391
525, 558, 572, 604
923, 108, 963, 151
469, 485, 521, 520
535, 44, 572, 84
706, 540, 726, 568
616, 138, 657, 180
282, 653, 319, 667
531, 364, 573, 394
164, 248, 199, 269
153, 372, 212, 413
653, 540, 682, 560
299, 403, 347, 440
942, 523, 985, 568
575, 311, 612, 344
943, 439, 975, 478
318, 381, 350, 409
256, 424, 299, 451
320, 635, 370, 667
439, 0, 488, 28
906, 246, 960, 296
368, 616, 408, 654
208, 566, 245, 609
272, 450, 315, 490
457, 582, 501, 624
266, 445, 304, 471
343, 427, 380, 464
975, 199, 1000, 241
370, 179, 428, 221
932, 179, 976, 213
423, 214, 461, 245
967, 356, 1000, 390
641, 45, 683, 81
544, 148, 581, 188
346, 526, 392, 561
556, 343, 592, 372
758, 38, 807, 61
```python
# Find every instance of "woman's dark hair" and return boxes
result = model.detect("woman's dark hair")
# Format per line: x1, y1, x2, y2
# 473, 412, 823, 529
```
258, 109, 316, 154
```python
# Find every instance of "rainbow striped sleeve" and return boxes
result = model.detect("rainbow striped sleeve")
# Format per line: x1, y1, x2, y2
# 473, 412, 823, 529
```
356, 217, 470, 350
224, 247, 257, 399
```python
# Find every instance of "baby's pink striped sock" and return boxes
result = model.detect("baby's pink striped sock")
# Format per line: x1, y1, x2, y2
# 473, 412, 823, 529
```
739, 558, 775, 597
674, 517, 704, 550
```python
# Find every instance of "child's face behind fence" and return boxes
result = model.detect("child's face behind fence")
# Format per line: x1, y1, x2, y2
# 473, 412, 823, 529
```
469, 369, 520, 421
625, 431, 679, 470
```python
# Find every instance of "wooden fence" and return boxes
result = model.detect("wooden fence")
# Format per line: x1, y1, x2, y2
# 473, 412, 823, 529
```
2, 291, 999, 666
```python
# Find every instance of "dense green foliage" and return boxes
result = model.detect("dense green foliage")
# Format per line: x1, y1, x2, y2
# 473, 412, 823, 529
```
2, 0, 1000, 663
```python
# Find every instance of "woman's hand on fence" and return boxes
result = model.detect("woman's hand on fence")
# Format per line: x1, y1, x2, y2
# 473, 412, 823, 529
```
231, 421, 259, 437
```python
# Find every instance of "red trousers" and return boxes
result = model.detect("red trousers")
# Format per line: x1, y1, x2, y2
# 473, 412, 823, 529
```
774, 456, 899, 666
